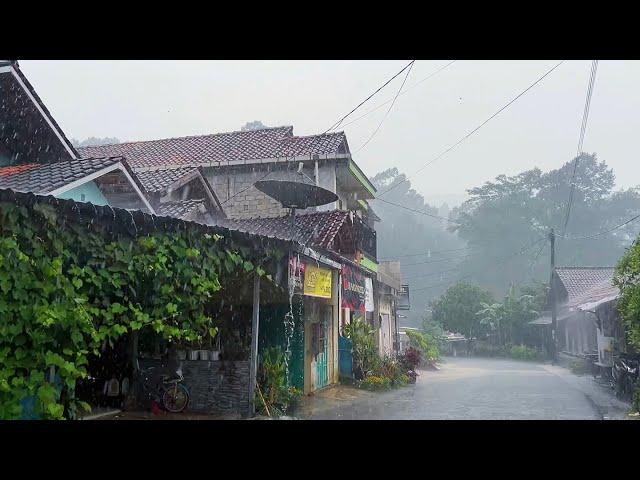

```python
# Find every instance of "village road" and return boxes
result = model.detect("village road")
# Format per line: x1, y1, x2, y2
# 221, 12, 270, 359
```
297, 356, 631, 420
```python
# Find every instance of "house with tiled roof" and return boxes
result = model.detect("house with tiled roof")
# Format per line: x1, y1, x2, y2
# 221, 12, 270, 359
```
532, 266, 622, 365
0, 61, 154, 214
76, 125, 378, 230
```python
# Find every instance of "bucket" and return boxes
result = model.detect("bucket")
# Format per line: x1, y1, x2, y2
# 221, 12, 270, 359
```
209, 350, 220, 361
189, 350, 199, 361
199, 350, 210, 361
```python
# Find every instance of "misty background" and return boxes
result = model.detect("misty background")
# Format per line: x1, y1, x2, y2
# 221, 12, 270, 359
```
20, 60, 640, 326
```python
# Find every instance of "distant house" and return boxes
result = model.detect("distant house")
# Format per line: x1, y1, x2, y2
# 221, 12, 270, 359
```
531, 267, 622, 366
0, 61, 153, 213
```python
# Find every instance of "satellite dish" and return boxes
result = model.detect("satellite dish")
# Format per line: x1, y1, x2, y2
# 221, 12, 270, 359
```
254, 163, 338, 210
254, 180, 338, 209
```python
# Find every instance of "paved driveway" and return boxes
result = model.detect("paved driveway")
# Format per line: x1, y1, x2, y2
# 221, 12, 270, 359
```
296, 356, 632, 420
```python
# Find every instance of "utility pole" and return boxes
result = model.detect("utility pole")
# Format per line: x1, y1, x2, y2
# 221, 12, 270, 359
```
549, 228, 557, 363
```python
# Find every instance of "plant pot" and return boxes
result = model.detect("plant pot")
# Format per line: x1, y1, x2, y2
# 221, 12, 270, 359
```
199, 350, 210, 361
189, 350, 200, 361
209, 350, 220, 361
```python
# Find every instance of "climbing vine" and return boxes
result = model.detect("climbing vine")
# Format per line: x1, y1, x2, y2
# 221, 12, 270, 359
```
0, 198, 283, 419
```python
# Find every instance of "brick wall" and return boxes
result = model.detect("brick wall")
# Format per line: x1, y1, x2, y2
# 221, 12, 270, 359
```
139, 359, 249, 415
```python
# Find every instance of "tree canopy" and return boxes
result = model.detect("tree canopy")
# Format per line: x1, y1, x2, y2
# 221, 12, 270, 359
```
430, 282, 493, 338
450, 154, 640, 293
371, 168, 466, 327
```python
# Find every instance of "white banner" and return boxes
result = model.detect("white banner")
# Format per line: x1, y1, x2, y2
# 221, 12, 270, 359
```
365, 277, 374, 312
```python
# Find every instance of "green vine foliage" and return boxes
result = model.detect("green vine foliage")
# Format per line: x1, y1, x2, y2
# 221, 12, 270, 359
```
0, 199, 282, 419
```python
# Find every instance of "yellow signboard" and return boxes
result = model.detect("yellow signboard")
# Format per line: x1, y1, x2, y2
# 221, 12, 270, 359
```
303, 264, 333, 299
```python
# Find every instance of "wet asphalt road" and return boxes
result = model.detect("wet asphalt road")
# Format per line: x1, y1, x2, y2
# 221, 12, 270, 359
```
299, 356, 631, 420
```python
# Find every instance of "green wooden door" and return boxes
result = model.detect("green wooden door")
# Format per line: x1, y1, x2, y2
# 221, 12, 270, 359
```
314, 308, 330, 389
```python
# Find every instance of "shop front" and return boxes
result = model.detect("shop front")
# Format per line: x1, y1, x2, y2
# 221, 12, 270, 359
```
259, 253, 340, 395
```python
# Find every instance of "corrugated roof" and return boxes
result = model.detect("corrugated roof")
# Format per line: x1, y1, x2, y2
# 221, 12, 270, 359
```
0, 157, 122, 194
555, 267, 615, 300
77, 126, 349, 170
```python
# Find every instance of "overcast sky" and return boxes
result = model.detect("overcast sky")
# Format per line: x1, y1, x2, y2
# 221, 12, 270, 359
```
19, 60, 640, 205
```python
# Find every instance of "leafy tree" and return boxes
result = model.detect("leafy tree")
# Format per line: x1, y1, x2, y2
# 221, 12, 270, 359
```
71, 137, 120, 147
450, 154, 640, 293
241, 121, 269, 131
430, 282, 493, 339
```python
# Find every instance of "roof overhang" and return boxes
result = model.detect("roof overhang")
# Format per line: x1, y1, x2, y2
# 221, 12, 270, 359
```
0, 64, 78, 160
49, 161, 156, 214
131, 153, 353, 173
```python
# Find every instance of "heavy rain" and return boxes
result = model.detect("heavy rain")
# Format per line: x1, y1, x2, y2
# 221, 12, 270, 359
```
1, 59, 640, 422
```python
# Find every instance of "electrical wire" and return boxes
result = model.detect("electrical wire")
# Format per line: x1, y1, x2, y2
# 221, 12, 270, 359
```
339, 60, 457, 129
555, 212, 640, 240
353, 61, 415, 153
561, 60, 599, 235
409, 237, 546, 292
374, 198, 461, 224
378, 246, 471, 260
322, 60, 415, 135
377, 60, 566, 198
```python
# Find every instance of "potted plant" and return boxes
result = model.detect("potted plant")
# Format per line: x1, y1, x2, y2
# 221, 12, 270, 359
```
208, 327, 220, 361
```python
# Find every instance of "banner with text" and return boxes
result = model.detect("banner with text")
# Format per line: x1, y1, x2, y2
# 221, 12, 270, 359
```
341, 264, 366, 312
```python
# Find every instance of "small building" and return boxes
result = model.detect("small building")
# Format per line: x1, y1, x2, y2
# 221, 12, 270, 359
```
530, 267, 621, 363
376, 261, 403, 357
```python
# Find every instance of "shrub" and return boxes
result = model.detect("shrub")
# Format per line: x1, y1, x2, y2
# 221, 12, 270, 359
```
569, 358, 589, 375
406, 330, 440, 366
343, 319, 379, 380
472, 341, 507, 358
256, 346, 302, 416
509, 344, 541, 361
399, 347, 422, 372
360, 375, 391, 391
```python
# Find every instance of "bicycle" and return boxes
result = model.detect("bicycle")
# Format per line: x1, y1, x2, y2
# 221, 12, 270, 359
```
136, 364, 190, 413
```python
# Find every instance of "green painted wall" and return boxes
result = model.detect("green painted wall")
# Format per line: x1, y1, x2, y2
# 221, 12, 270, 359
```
258, 301, 305, 390
56, 181, 109, 206
360, 255, 378, 273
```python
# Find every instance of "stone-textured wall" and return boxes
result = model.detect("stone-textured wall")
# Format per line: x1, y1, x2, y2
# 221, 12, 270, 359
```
204, 163, 338, 219
139, 359, 249, 414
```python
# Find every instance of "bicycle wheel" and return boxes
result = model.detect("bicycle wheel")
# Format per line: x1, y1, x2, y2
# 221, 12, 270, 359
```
162, 384, 189, 413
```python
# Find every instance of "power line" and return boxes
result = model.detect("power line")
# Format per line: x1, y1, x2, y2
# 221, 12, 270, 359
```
409, 237, 546, 292
340, 60, 457, 129
402, 253, 473, 267
555, 212, 640, 240
377, 60, 566, 198
353, 61, 415, 153
322, 61, 415, 135
561, 60, 599, 235
379, 246, 471, 260
374, 198, 461, 224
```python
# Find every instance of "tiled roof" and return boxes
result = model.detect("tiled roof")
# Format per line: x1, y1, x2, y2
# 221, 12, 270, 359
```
0, 157, 122, 194
156, 199, 206, 220
555, 267, 615, 301
135, 166, 197, 193
564, 279, 619, 311
77, 126, 349, 170
215, 210, 351, 248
